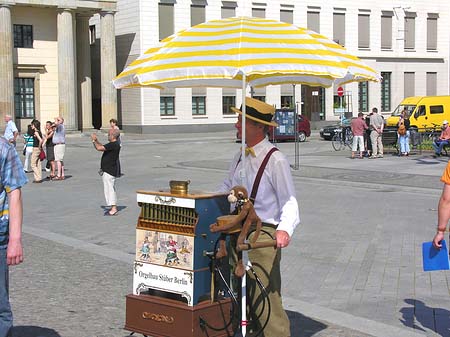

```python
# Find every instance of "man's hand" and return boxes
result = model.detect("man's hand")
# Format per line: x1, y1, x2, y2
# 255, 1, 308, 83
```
433, 231, 445, 249
91, 133, 97, 142
275, 230, 290, 248
7, 238, 23, 266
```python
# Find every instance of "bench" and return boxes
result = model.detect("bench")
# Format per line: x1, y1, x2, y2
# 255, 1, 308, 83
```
381, 129, 399, 154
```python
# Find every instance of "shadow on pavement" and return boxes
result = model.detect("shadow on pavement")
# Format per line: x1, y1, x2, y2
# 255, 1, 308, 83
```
287, 310, 327, 337
399, 298, 450, 336
11, 325, 61, 337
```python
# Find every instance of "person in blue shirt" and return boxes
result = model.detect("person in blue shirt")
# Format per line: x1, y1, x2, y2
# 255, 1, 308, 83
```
0, 136, 27, 336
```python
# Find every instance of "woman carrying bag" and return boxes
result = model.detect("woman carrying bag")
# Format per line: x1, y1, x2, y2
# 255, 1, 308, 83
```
30, 119, 44, 183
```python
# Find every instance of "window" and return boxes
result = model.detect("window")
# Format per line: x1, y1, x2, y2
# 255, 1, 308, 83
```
427, 15, 438, 50
13, 24, 33, 48
430, 105, 444, 114
307, 12, 320, 33
280, 9, 293, 24
191, 5, 205, 27
426, 72, 437, 96
253, 96, 265, 102
404, 13, 416, 50
358, 81, 369, 112
380, 72, 391, 112
281, 96, 293, 108
414, 105, 425, 118
358, 14, 370, 49
14, 78, 35, 118
221, 1, 236, 18
381, 13, 392, 49
252, 8, 265, 18
160, 96, 175, 116
333, 13, 345, 46
192, 96, 206, 115
404, 72, 415, 98
159, 3, 174, 41
89, 25, 96, 45
223, 96, 236, 115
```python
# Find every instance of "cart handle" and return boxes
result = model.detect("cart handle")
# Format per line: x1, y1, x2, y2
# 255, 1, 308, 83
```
237, 240, 277, 251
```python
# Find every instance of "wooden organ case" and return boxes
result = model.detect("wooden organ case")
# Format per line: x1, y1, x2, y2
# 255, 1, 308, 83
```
125, 189, 234, 337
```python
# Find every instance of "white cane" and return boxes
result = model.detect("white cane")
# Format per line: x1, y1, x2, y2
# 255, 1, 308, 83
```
237, 240, 277, 336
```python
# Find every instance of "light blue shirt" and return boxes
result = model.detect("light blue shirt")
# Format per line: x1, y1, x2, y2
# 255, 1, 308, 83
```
4, 120, 18, 142
52, 124, 65, 144
0, 137, 27, 248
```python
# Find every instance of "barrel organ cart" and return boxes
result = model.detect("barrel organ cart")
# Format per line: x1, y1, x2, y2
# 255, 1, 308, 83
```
125, 182, 234, 337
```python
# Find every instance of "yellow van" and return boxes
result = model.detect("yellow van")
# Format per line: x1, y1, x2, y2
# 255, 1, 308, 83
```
386, 97, 422, 127
386, 96, 450, 130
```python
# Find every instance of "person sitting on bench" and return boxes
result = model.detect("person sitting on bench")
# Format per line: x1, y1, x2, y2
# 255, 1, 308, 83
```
432, 120, 450, 157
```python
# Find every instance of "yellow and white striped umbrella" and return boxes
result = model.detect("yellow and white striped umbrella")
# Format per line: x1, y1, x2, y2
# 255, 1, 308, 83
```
113, 16, 380, 89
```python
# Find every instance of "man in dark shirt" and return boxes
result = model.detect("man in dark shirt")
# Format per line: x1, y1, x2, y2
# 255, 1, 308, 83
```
91, 130, 121, 216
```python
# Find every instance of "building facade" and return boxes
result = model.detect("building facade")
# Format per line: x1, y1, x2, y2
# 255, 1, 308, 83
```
109, 0, 450, 133
0, 0, 117, 131
1, 0, 449, 133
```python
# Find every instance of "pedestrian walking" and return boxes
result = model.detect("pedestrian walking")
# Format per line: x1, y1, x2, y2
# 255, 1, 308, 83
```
433, 161, 450, 249
0, 136, 27, 336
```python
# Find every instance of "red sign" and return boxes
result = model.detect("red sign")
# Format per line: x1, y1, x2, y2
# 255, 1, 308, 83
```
337, 87, 344, 97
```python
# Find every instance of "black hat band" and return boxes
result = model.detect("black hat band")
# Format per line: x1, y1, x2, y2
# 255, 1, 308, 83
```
240, 105, 274, 124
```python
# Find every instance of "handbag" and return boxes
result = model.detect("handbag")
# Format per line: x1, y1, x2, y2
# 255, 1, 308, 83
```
22, 145, 26, 156
39, 148, 46, 161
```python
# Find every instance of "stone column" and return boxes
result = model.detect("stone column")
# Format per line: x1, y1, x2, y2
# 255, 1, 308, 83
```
0, 4, 14, 125
100, 11, 117, 129
57, 8, 77, 130
76, 14, 93, 130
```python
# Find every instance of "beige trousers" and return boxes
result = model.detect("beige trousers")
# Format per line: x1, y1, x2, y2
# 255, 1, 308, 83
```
31, 147, 42, 181
231, 227, 290, 337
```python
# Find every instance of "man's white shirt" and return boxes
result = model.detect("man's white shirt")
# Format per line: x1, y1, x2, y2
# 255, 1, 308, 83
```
219, 138, 300, 237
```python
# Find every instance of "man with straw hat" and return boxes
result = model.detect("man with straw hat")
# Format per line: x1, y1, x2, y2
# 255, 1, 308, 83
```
218, 97, 300, 337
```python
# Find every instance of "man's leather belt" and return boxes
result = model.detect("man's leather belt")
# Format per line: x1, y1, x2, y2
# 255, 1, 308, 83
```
262, 222, 277, 229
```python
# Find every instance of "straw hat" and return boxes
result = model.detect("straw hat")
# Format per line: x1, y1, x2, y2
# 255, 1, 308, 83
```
231, 97, 278, 127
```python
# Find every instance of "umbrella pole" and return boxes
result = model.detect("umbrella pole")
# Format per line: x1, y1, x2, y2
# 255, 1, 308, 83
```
240, 73, 248, 337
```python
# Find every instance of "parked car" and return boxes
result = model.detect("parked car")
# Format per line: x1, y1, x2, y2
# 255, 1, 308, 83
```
320, 117, 353, 140
236, 109, 311, 142
320, 124, 341, 140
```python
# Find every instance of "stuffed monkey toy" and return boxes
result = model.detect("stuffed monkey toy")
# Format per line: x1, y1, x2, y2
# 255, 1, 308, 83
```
210, 186, 262, 277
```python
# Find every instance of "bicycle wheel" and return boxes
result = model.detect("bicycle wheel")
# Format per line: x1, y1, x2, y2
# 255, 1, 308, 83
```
345, 132, 354, 150
332, 134, 343, 151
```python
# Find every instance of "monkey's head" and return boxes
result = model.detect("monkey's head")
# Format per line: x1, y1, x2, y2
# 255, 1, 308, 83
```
227, 186, 249, 205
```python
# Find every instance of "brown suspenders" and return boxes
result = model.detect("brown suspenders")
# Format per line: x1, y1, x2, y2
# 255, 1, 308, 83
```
235, 147, 279, 204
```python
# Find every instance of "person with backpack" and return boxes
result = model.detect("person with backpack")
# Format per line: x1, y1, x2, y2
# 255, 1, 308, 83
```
397, 109, 410, 156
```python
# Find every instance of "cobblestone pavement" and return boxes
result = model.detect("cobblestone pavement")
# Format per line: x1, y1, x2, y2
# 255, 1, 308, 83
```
8, 130, 449, 337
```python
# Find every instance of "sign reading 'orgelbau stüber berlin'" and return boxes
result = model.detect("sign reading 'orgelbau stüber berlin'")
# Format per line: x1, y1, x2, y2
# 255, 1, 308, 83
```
133, 261, 194, 305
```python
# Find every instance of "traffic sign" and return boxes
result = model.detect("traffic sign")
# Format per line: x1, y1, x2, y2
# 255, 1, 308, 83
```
337, 86, 344, 97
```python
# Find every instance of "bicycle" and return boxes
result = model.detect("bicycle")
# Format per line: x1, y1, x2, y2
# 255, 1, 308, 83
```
332, 127, 354, 151
421, 123, 441, 141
